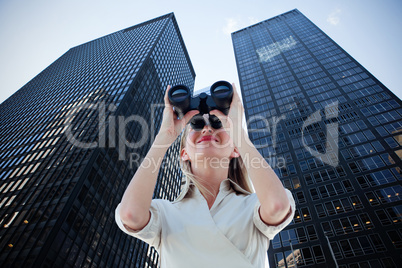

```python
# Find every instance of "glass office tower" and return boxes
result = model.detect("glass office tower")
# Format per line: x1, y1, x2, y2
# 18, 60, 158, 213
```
232, 9, 401, 268
0, 13, 195, 267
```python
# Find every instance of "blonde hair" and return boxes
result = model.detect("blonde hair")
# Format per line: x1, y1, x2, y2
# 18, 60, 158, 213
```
178, 125, 254, 198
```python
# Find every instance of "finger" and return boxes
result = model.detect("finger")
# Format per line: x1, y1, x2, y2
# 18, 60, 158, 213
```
163, 85, 176, 117
231, 83, 241, 102
164, 85, 171, 106
231, 86, 245, 112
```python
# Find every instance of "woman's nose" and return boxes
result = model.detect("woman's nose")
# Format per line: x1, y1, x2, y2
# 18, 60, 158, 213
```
201, 125, 213, 134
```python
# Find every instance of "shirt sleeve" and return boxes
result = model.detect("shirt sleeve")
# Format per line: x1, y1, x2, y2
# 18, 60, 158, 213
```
252, 189, 296, 240
115, 200, 162, 249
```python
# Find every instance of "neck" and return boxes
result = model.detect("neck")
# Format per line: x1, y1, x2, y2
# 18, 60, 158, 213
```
191, 157, 230, 196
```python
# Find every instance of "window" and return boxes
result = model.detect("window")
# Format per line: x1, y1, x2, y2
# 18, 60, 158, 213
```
350, 196, 363, 209
321, 221, 333, 236
312, 246, 325, 264
294, 209, 302, 223
365, 192, 380, 206
297, 247, 314, 266
319, 186, 329, 198
359, 213, 374, 229
371, 141, 385, 152
272, 235, 282, 249
387, 230, 402, 249
281, 228, 307, 246
304, 174, 313, 185
274, 252, 285, 268
342, 180, 354, 192
375, 209, 392, 225
292, 177, 301, 188
348, 162, 360, 173
310, 188, 319, 200
381, 258, 397, 267
329, 241, 343, 259
385, 137, 400, 148
301, 207, 311, 221
376, 185, 402, 204
386, 205, 402, 224
296, 191, 306, 204
341, 149, 352, 160
315, 204, 326, 218
357, 155, 385, 171
356, 176, 369, 188
306, 225, 318, 240
339, 236, 374, 258
299, 161, 308, 171
369, 234, 386, 252
375, 126, 389, 137
366, 169, 396, 186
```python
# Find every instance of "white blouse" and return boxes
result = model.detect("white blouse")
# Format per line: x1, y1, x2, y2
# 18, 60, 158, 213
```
115, 179, 295, 268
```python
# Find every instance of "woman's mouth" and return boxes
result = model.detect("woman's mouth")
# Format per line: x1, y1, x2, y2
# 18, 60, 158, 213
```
197, 135, 218, 143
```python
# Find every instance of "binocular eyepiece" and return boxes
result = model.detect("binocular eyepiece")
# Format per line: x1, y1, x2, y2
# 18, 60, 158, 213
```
168, 80, 233, 118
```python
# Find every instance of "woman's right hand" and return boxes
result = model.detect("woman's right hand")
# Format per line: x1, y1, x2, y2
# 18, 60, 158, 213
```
155, 85, 199, 146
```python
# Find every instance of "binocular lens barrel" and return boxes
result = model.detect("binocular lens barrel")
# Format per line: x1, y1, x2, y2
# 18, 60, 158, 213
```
212, 85, 230, 97
169, 85, 190, 102
168, 85, 191, 116
211, 85, 231, 98
210, 81, 233, 112
168, 80, 233, 118
171, 88, 188, 101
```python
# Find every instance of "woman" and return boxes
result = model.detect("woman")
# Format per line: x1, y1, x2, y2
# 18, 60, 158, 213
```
115, 83, 295, 267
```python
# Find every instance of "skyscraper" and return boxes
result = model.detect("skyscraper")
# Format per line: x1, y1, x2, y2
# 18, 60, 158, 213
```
0, 13, 195, 267
232, 9, 401, 268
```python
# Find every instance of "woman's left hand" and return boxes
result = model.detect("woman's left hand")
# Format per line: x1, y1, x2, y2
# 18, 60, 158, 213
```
210, 83, 247, 146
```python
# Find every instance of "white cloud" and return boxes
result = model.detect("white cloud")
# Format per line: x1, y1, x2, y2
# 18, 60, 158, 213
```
222, 18, 238, 35
327, 8, 342, 26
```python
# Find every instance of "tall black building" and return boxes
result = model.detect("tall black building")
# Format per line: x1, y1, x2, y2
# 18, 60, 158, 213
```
232, 9, 401, 268
0, 13, 195, 267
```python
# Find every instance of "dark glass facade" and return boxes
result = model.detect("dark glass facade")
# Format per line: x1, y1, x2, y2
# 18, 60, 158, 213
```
232, 9, 401, 268
0, 13, 195, 267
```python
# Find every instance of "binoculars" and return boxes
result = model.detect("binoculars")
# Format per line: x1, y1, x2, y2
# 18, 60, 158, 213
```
168, 80, 233, 118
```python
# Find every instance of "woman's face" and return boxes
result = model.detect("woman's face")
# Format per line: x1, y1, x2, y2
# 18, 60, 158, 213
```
181, 114, 238, 163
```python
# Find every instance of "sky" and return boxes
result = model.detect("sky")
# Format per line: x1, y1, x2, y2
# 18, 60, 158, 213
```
0, 0, 401, 104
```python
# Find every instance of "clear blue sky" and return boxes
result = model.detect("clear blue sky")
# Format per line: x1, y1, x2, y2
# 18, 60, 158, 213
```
0, 0, 401, 104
